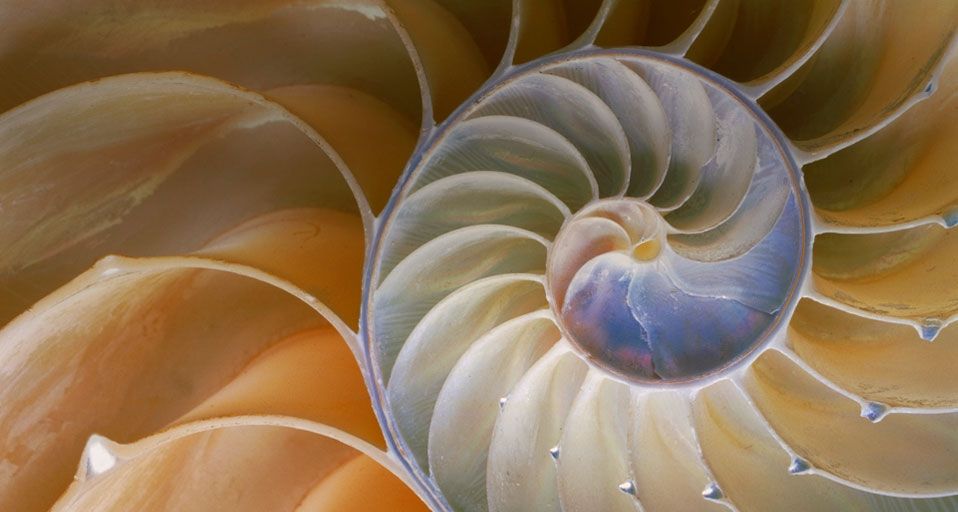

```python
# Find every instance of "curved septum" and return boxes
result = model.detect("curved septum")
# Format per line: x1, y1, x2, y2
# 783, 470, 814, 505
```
539, 52, 810, 385
369, 47, 812, 502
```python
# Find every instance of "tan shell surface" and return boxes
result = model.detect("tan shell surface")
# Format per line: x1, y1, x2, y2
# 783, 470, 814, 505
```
0, 1, 955, 511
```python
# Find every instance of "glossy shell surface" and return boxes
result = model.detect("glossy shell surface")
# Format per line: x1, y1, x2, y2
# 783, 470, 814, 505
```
0, 1, 956, 512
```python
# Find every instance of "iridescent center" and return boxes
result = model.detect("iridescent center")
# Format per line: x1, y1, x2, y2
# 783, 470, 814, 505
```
548, 192, 801, 385
547, 199, 672, 382
543, 55, 808, 385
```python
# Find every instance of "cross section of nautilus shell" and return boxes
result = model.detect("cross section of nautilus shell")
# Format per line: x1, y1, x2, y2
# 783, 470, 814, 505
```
0, 1, 957, 511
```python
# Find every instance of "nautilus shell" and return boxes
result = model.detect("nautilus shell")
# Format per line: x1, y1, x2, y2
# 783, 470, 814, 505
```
0, 1, 956, 511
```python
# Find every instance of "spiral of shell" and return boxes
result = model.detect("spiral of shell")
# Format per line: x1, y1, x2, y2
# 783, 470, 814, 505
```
0, 1, 956, 512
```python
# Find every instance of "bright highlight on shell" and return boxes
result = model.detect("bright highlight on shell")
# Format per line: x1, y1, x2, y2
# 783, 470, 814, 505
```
0, 1, 956, 512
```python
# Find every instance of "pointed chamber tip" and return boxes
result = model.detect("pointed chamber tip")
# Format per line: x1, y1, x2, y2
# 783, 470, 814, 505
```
788, 456, 812, 475
702, 482, 724, 501
618, 480, 637, 496
860, 402, 889, 423
549, 445, 560, 460
918, 320, 943, 342
83, 434, 119, 478
942, 208, 958, 228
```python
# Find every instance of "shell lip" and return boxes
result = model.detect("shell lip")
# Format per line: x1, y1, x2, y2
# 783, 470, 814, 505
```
359, 46, 814, 507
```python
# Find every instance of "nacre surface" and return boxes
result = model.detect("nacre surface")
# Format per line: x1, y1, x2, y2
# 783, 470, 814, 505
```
0, 1, 956, 512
